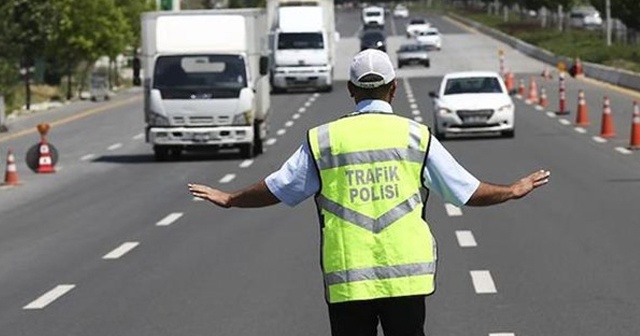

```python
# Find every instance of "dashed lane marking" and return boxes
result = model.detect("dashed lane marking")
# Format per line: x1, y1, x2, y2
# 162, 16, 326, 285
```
304, 101, 312, 107
298, 107, 306, 113
559, 119, 571, 125
414, 116, 423, 123
455, 230, 477, 247
546, 111, 557, 118
615, 147, 633, 155
107, 143, 123, 151
80, 154, 96, 161
265, 138, 277, 146
592, 136, 607, 143
239, 159, 254, 168
192, 196, 204, 202
470, 270, 497, 294
219, 174, 236, 184
410, 103, 418, 109
277, 129, 286, 136
156, 212, 183, 226
412, 110, 420, 116
574, 127, 587, 134
23, 285, 76, 310
535, 105, 543, 111
102, 242, 139, 260
444, 203, 463, 216
285, 121, 294, 127
292, 113, 300, 120
132, 133, 145, 140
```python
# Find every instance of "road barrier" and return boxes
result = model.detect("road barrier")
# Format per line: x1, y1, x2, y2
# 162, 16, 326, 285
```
575, 90, 590, 126
539, 88, 548, 108
557, 72, 568, 115
630, 102, 640, 149
2, 149, 20, 186
527, 77, 538, 104
599, 96, 616, 138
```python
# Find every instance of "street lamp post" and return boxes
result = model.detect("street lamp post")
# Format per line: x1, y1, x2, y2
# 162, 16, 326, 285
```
605, 0, 611, 47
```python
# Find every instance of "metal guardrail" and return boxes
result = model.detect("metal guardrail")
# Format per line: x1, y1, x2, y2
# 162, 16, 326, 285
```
448, 12, 640, 93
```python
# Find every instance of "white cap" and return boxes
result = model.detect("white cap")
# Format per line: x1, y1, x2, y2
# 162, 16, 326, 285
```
349, 49, 396, 89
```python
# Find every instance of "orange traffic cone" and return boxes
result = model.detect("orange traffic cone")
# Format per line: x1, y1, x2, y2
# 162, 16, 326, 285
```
630, 101, 640, 150
527, 77, 539, 103
36, 142, 55, 173
539, 88, 548, 108
505, 71, 514, 93
517, 79, 525, 97
2, 150, 20, 186
599, 96, 616, 138
575, 90, 590, 126
574, 57, 584, 77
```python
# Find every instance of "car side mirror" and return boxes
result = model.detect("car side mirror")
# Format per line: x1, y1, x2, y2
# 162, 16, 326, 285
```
259, 56, 269, 76
428, 91, 438, 98
132, 57, 141, 86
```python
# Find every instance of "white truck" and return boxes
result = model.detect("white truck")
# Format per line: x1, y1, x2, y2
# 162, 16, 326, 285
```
267, 0, 337, 92
140, 9, 271, 160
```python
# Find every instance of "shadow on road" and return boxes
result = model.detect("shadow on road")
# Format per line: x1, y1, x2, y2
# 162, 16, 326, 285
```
93, 150, 243, 164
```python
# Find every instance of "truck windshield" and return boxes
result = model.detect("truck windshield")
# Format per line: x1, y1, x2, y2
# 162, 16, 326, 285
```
277, 33, 324, 50
153, 54, 247, 90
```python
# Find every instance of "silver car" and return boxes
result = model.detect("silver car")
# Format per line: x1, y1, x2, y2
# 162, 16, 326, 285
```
396, 43, 430, 68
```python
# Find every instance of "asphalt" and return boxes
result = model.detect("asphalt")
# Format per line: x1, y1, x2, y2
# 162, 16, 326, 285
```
0, 8, 639, 336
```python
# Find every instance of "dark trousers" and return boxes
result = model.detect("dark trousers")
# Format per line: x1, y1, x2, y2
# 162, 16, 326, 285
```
327, 295, 426, 336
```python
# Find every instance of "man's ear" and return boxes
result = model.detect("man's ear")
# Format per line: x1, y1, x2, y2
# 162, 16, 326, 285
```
389, 79, 398, 101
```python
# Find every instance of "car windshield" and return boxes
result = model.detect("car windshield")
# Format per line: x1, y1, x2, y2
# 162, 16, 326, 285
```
278, 32, 324, 50
400, 44, 428, 52
153, 54, 247, 90
410, 19, 426, 24
366, 11, 382, 17
427, 31, 439, 36
444, 77, 503, 95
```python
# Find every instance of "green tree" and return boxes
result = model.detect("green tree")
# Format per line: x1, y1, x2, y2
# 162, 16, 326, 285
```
591, 0, 640, 30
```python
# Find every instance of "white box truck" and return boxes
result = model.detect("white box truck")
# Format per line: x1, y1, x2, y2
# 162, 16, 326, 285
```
140, 9, 271, 160
267, 0, 337, 93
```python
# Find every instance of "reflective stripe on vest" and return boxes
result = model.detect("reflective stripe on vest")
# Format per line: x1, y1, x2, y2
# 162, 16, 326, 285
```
309, 113, 436, 303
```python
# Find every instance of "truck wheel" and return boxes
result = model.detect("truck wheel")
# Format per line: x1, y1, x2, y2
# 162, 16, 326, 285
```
501, 129, 515, 138
322, 85, 333, 93
153, 146, 170, 161
169, 147, 183, 160
240, 143, 255, 159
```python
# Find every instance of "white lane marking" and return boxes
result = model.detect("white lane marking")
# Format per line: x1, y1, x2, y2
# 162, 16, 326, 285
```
132, 133, 145, 140
298, 107, 306, 113
102, 242, 139, 260
156, 212, 183, 226
308, 96, 316, 103
285, 121, 294, 127
546, 111, 557, 118
535, 105, 543, 111
277, 129, 286, 136
193, 196, 204, 202
239, 159, 254, 168
455, 230, 477, 247
292, 113, 300, 120
444, 203, 463, 216
489, 333, 515, 336
412, 110, 420, 116
592, 136, 607, 143
107, 143, 123, 151
524, 100, 532, 105
615, 147, 632, 154
265, 138, 277, 146
470, 270, 497, 294
313, 93, 320, 98
414, 116, 423, 123
24, 285, 76, 310
219, 174, 236, 184
410, 103, 418, 109
514, 94, 522, 99
574, 127, 587, 134
408, 97, 416, 104
304, 101, 311, 107
559, 119, 571, 125
80, 154, 96, 161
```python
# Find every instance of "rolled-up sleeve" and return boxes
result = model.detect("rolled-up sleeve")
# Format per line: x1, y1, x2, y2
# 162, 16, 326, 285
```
423, 136, 480, 206
265, 143, 320, 206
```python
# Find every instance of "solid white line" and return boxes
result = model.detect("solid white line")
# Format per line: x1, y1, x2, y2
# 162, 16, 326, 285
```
470, 270, 497, 294
219, 174, 236, 183
285, 121, 294, 127
292, 113, 300, 120
107, 143, 122, 151
239, 159, 254, 168
615, 147, 632, 154
265, 138, 277, 146
132, 133, 145, 140
412, 110, 420, 116
414, 116, 423, 123
80, 154, 96, 161
559, 119, 571, 125
574, 127, 587, 134
455, 230, 477, 247
546, 111, 557, 118
444, 203, 463, 216
489, 333, 515, 336
24, 285, 76, 310
592, 136, 607, 143
410, 103, 418, 109
277, 129, 286, 136
156, 212, 183, 226
102, 242, 139, 260
298, 107, 306, 113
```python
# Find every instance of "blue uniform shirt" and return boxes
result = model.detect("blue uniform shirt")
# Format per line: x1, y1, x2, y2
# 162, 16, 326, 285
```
265, 99, 480, 207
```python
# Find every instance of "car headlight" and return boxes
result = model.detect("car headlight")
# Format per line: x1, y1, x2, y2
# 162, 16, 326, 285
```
498, 104, 514, 113
233, 109, 254, 126
438, 107, 452, 115
149, 111, 170, 126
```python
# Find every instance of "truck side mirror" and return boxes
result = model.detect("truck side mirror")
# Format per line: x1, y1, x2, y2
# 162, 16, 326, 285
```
259, 56, 269, 76
132, 57, 141, 86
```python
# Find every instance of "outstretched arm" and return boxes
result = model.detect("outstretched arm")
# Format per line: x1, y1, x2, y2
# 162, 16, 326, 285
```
466, 169, 550, 206
188, 180, 281, 208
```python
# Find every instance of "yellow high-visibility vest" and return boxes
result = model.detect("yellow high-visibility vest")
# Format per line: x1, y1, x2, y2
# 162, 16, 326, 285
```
308, 112, 436, 303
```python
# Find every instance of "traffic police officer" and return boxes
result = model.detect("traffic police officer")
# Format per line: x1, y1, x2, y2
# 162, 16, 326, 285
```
189, 49, 551, 336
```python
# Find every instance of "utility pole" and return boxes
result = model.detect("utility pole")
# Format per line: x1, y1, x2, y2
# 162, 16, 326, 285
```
605, 0, 611, 46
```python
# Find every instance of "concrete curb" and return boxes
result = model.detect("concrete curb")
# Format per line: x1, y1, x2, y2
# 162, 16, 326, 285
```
447, 12, 640, 93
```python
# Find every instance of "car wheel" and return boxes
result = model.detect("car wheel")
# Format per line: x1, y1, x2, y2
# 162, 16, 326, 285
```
240, 143, 256, 159
153, 146, 170, 162
424, 60, 430, 68
398, 63, 403, 69
502, 129, 515, 138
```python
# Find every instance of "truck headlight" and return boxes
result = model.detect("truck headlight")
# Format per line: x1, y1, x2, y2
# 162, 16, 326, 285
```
233, 109, 254, 126
149, 111, 170, 126
498, 104, 514, 113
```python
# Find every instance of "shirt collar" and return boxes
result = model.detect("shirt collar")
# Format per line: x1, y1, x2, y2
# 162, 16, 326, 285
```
354, 99, 393, 114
